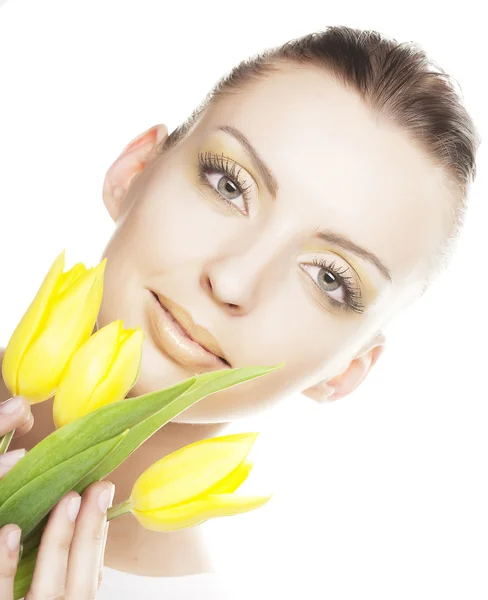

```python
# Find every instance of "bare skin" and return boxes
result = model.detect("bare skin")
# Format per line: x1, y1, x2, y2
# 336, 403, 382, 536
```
2, 353, 222, 576
1, 62, 450, 580
0, 388, 115, 598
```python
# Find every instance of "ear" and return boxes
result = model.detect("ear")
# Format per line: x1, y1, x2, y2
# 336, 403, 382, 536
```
102, 124, 168, 221
302, 333, 386, 403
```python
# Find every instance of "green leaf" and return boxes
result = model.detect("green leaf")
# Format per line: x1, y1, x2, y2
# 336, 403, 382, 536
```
177, 364, 284, 406
0, 429, 14, 454
75, 364, 281, 490
0, 429, 129, 538
0, 377, 196, 506
14, 547, 38, 600
0, 364, 281, 539
20, 522, 44, 556
7, 363, 282, 589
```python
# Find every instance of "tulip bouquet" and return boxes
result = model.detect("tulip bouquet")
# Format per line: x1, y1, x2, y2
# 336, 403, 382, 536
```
0, 251, 281, 600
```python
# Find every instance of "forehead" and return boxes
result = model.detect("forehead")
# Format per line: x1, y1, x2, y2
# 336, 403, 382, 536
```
193, 64, 448, 283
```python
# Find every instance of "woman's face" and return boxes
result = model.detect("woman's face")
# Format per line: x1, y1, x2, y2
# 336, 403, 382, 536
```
99, 64, 447, 423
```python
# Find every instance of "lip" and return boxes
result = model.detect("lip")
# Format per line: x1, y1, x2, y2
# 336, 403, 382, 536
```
147, 290, 230, 370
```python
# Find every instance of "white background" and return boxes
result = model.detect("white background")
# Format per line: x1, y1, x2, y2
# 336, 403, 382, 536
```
0, 1, 486, 598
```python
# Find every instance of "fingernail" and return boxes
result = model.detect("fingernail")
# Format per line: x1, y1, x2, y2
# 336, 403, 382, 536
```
7, 528, 21, 551
67, 496, 81, 522
0, 449, 26, 466
98, 485, 115, 514
0, 397, 24, 414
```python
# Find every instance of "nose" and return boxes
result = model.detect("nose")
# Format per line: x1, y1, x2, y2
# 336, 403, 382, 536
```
200, 223, 294, 316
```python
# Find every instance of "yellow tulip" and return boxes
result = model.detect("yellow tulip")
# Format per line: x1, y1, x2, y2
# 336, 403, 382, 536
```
112, 432, 272, 531
2, 251, 106, 403
53, 320, 144, 428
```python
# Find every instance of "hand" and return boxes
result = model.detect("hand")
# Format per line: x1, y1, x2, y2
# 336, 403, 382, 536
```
0, 395, 34, 459
0, 396, 115, 599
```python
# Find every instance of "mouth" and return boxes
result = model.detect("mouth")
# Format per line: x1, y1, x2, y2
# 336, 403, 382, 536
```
148, 290, 231, 370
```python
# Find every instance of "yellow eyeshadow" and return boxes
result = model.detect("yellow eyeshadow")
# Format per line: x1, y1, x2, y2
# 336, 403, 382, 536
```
195, 135, 257, 184
301, 242, 380, 299
346, 261, 381, 299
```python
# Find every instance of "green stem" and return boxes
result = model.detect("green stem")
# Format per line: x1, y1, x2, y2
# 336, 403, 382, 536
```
21, 527, 44, 556
0, 429, 15, 454
107, 499, 132, 521
14, 547, 38, 600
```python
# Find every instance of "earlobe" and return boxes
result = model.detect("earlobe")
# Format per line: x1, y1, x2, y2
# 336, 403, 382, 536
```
302, 333, 385, 403
301, 380, 336, 402
102, 124, 168, 221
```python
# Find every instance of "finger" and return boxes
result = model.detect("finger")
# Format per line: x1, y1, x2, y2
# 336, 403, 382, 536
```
0, 524, 22, 600
65, 481, 114, 599
25, 492, 81, 600
13, 412, 34, 438
97, 521, 110, 591
0, 449, 26, 479
0, 397, 32, 436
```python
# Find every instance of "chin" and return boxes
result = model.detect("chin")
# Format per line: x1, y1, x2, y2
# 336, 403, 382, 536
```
166, 393, 244, 425
126, 364, 232, 425
169, 412, 232, 425
168, 392, 277, 425
125, 335, 277, 425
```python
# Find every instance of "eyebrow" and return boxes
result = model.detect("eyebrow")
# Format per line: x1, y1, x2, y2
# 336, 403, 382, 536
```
216, 125, 391, 282
217, 125, 279, 198
317, 230, 392, 282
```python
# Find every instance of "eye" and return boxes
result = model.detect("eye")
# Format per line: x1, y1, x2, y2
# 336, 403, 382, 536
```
301, 258, 365, 314
197, 152, 253, 215
205, 172, 247, 212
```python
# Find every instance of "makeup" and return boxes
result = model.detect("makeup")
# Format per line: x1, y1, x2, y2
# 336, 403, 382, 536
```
146, 291, 230, 370
301, 242, 383, 303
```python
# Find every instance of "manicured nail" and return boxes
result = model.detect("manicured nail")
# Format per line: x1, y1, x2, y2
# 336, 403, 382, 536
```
98, 485, 115, 514
0, 449, 26, 466
67, 496, 81, 522
0, 397, 23, 414
7, 527, 21, 551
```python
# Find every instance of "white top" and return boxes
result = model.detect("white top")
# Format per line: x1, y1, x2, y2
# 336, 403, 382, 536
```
98, 566, 233, 599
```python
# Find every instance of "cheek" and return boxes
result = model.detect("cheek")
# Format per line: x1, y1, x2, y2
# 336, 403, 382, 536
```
233, 291, 348, 380
130, 175, 238, 266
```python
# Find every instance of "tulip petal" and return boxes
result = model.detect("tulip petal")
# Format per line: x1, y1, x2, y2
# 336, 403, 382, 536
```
0, 376, 197, 508
52, 321, 123, 428
84, 328, 144, 414
56, 263, 86, 295
132, 493, 272, 531
130, 432, 259, 511
16, 261, 106, 401
1, 251, 65, 396
205, 460, 253, 495
76, 366, 280, 494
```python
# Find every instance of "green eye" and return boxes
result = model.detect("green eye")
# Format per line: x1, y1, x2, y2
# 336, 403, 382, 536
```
301, 258, 365, 314
197, 152, 252, 215
217, 176, 241, 200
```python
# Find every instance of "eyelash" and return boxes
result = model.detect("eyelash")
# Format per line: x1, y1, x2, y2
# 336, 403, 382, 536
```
197, 151, 253, 214
311, 258, 365, 315
196, 152, 365, 315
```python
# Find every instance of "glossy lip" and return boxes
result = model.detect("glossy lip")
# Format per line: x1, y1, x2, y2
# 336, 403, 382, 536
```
148, 290, 231, 370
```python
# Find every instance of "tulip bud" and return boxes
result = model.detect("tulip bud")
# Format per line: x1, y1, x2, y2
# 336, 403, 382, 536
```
53, 320, 144, 428
121, 432, 271, 531
2, 251, 106, 403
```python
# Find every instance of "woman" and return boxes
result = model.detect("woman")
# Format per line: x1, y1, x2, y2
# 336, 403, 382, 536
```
0, 25, 480, 599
